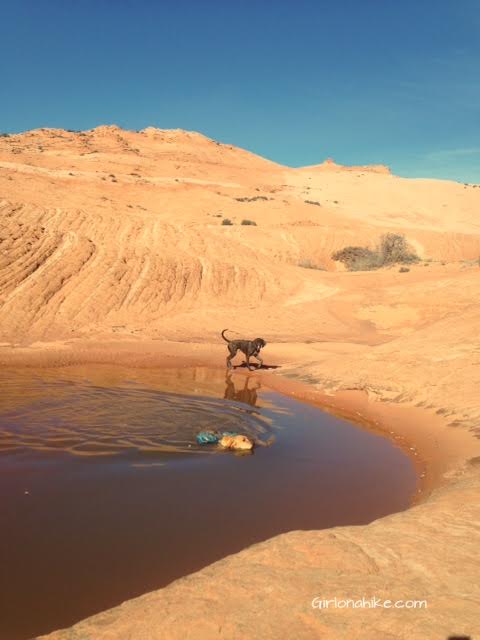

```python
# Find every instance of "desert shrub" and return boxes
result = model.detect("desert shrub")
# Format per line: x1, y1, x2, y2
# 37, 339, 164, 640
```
304, 200, 321, 206
331, 233, 419, 271
221, 218, 233, 226
298, 260, 326, 270
331, 246, 381, 271
377, 233, 419, 265
235, 196, 269, 202
241, 219, 257, 226
399, 267, 410, 273
0, 133, 10, 137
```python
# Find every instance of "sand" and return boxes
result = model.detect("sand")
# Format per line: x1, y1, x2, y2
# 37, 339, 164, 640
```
1, 126, 479, 639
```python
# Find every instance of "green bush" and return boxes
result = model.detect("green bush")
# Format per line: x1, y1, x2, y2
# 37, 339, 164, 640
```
241, 219, 257, 226
221, 218, 233, 226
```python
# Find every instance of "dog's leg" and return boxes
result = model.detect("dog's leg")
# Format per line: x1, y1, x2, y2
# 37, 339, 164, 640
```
226, 345, 237, 369
246, 353, 255, 371
254, 353, 264, 369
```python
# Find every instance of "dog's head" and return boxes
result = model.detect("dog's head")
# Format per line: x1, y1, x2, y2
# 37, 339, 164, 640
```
254, 338, 267, 350
219, 435, 254, 451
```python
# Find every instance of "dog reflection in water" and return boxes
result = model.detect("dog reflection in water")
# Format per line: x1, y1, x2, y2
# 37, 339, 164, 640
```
224, 373, 260, 407
223, 373, 275, 452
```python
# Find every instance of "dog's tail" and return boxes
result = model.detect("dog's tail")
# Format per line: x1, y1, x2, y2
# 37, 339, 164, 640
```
221, 329, 231, 343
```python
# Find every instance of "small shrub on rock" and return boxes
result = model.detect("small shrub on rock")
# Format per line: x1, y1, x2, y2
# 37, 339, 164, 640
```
331, 233, 419, 271
331, 246, 381, 271
298, 260, 326, 270
377, 233, 419, 266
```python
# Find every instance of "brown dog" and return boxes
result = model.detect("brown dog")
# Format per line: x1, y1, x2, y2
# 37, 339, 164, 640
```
221, 329, 266, 371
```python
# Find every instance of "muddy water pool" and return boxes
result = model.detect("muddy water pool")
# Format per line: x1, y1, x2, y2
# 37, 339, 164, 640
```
0, 366, 417, 639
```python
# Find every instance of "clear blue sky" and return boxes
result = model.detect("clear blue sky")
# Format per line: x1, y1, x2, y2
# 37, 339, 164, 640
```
1, 1, 479, 182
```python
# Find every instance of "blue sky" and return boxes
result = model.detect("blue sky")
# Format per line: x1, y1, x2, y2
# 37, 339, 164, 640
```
1, 1, 479, 182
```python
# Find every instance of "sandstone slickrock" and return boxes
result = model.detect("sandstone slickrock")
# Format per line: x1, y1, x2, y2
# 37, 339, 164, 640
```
1, 126, 479, 639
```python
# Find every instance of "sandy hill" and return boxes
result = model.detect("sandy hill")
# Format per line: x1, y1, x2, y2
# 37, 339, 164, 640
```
298, 157, 392, 173
1, 125, 479, 345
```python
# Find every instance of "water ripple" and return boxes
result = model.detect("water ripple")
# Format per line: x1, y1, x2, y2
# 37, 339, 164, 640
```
0, 375, 273, 457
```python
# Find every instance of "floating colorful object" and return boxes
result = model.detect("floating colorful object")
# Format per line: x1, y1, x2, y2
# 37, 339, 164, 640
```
196, 430, 239, 445
196, 431, 220, 444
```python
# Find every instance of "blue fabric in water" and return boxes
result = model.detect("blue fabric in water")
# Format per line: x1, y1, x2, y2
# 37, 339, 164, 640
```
196, 431, 219, 444
196, 431, 238, 445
